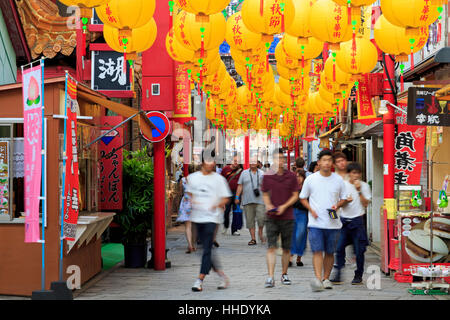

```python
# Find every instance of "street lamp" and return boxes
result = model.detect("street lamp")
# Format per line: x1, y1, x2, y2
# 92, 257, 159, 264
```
378, 100, 407, 115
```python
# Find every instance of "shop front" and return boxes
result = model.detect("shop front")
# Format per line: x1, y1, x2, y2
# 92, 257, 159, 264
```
0, 77, 152, 296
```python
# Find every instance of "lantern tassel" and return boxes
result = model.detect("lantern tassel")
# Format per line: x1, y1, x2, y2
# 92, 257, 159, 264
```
411, 52, 414, 71
81, 29, 86, 57
281, 12, 285, 33
123, 52, 127, 73
266, 53, 269, 72
302, 55, 305, 69
347, 4, 351, 25
401, 74, 404, 92
438, 21, 441, 42
169, 12, 173, 30
260, 0, 264, 16
201, 38, 205, 58
333, 62, 336, 82
129, 61, 133, 85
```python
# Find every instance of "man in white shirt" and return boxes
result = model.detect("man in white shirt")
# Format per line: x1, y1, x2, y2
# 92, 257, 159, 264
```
186, 151, 232, 292
300, 149, 351, 292
330, 162, 371, 285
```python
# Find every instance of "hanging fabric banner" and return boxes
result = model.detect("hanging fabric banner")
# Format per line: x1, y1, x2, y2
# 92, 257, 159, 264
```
174, 62, 192, 118
63, 77, 80, 241
23, 64, 42, 243
354, 74, 379, 125
302, 114, 317, 142
394, 124, 426, 185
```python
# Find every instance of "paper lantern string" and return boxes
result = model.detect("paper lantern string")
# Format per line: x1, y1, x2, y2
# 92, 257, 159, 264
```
168, 1, 174, 30
351, 20, 357, 69
122, 38, 128, 73
400, 63, 405, 92
200, 27, 205, 58
260, 0, 264, 16
347, 0, 352, 25
129, 60, 134, 88
265, 42, 271, 72
409, 38, 415, 71
280, 2, 285, 33
81, 17, 89, 57
332, 52, 337, 82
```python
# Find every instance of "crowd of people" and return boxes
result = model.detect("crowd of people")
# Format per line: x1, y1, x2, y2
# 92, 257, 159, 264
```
176, 148, 371, 292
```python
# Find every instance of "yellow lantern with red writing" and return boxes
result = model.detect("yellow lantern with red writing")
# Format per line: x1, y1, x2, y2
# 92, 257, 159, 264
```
175, 0, 230, 20
332, 0, 376, 25
323, 57, 352, 89
283, 34, 324, 62
286, 0, 316, 39
276, 63, 312, 80
279, 77, 310, 97
226, 12, 263, 53
380, 0, 440, 35
275, 42, 304, 70
308, 0, 361, 50
335, 37, 378, 75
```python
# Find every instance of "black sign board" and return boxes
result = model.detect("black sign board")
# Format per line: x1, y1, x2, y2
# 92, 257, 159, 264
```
407, 87, 449, 126
91, 51, 131, 92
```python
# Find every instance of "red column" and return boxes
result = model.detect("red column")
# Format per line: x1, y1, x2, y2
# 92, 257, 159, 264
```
153, 140, 166, 270
382, 53, 396, 274
295, 138, 299, 160
244, 133, 250, 169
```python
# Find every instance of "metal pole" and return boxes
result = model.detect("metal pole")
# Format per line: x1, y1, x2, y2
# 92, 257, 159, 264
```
429, 159, 434, 268
153, 140, 166, 270
40, 58, 46, 290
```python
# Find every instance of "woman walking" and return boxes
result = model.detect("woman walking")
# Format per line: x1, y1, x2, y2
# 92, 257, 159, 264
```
177, 164, 197, 253
290, 169, 308, 267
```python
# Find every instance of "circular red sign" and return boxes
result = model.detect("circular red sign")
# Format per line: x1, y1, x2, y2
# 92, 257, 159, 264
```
141, 111, 171, 143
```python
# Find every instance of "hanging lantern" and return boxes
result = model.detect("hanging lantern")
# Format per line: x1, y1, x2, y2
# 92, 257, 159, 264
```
374, 15, 430, 62
335, 37, 378, 75
323, 56, 353, 89
275, 42, 303, 70
308, 0, 361, 50
226, 12, 263, 53
174, 11, 226, 53
242, 0, 296, 42
96, 0, 155, 37
285, 0, 316, 40
332, 0, 375, 25
204, 62, 228, 86
282, 34, 324, 62
279, 77, 310, 96
380, 0, 440, 36
276, 63, 312, 81
175, 0, 230, 21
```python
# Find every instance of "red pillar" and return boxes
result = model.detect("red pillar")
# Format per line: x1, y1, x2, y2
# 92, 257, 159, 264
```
153, 140, 166, 270
382, 53, 396, 274
295, 138, 299, 160
244, 133, 250, 169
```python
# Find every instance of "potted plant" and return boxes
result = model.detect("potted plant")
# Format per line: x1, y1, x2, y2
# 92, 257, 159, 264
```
116, 146, 154, 268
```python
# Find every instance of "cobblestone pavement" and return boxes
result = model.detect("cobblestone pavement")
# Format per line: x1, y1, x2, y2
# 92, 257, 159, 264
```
74, 225, 448, 300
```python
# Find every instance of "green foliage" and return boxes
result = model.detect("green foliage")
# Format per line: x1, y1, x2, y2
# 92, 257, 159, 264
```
116, 146, 154, 245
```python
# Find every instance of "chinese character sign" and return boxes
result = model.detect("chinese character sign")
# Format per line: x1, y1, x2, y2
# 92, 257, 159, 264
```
63, 77, 80, 241
99, 116, 123, 211
91, 51, 131, 92
23, 65, 42, 243
356, 74, 377, 124
0, 141, 9, 215
174, 62, 191, 117
407, 87, 449, 127
394, 125, 426, 185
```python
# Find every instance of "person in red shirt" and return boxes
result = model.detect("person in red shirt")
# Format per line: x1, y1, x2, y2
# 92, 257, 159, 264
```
221, 155, 243, 236
261, 149, 300, 288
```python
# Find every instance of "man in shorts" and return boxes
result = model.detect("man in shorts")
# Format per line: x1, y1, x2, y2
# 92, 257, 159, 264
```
261, 149, 300, 288
235, 157, 266, 245
300, 149, 350, 292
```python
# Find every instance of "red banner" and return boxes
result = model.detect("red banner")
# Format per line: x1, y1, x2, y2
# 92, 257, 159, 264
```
394, 124, 426, 185
354, 74, 379, 125
174, 62, 191, 118
63, 77, 80, 241
302, 114, 317, 142
99, 116, 123, 211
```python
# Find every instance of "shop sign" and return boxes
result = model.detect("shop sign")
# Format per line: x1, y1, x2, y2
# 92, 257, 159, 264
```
0, 141, 9, 215
63, 77, 80, 241
23, 64, 42, 243
354, 74, 379, 125
91, 50, 131, 92
407, 87, 449, 127
174, 62, 191, 118
99, 116, 123, 211
394, 124, 426, 185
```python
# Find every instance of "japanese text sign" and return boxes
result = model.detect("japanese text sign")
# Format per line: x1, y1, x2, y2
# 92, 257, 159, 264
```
99, 116, 123, 211
23, 64, 42, 243
356, 74, 378, 125
91, 50, 131, 92
407, 87, 449, 127
394, 124, 426, 185
174, 62, 191, 118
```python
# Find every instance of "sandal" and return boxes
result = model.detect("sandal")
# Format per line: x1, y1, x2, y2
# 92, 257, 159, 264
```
248, 239, 257, 246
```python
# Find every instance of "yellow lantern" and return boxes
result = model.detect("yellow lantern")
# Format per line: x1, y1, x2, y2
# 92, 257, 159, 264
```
226, 12, 263, 53
205, 62, 227, 86
380, 0, 440, 35
96, 0, 155, 36
275, 42, 304, 70
175, 0, 230, 20
60, 0, 111, 18
166, 29, 218, 65
279, 76, 311, 96
335, 37, 378, 74
308, 0, 361, 50
282, 34, 324, 62
286, 0, 316, 39
323, 57, 352, 89
104, 18, 157, 60
374, 15, 430, 62
174, 11, 226, 53
276, 63, 311, 80
332, 1, 375, 25
241, 0, 296, 42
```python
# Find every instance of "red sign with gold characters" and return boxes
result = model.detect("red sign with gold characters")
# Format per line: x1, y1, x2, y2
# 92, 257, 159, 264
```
354, 74, 379, 125
63, 77, 80, 241
302, 114, 317, 142
174, 62, 191, 118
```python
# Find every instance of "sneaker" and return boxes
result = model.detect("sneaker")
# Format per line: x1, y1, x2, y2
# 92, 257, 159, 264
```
322, 279, 333, 289
213, 241, 220, 248
217, 274, 229, 290
310, 278, 324, 292
352, 275, 363, 285
191, 279, 203, 292
222, 228, 229, 235
329, 269, 344, 284
264, 277, 275, 288
232, 231, 240, 236
281, 274, 292, 285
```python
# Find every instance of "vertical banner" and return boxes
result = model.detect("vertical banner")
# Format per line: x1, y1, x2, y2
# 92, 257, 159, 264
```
63, 77, 80, 241
23, 65, 42, 243
302, 114, 317, 142
100, 116, 123, 211
355, 74, 378, 125
174, 62, 192, 117
394, 124, 426, 185
0, 141, 9, 215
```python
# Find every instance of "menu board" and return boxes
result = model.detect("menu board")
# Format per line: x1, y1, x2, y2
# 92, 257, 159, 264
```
0, 141, 9, 215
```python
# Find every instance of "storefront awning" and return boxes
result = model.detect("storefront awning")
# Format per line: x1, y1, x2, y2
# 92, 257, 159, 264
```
77, 90, 154, 140
319, 123, 342, 138
351, 120, 383, 138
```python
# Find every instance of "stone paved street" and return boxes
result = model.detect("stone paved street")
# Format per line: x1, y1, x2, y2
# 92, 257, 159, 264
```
74, 225, 448, 300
